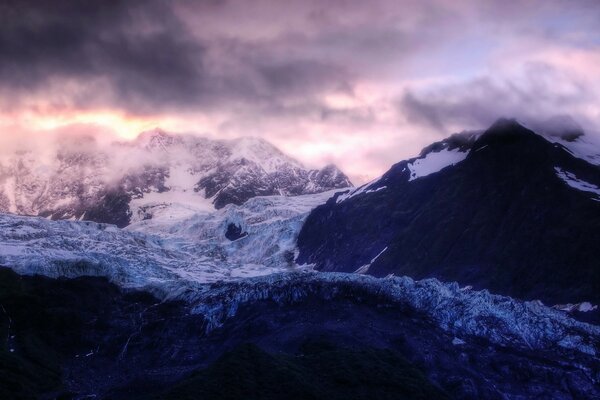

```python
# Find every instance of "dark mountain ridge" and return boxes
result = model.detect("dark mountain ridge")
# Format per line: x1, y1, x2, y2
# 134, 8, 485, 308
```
297, 119, 600, 306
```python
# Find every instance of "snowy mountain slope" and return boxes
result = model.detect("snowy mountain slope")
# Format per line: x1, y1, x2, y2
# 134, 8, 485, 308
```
298, 119, 600, 306
0, 129, 352, 227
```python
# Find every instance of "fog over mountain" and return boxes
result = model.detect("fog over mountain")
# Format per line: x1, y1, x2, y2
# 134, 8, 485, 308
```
0, 128, 351, 226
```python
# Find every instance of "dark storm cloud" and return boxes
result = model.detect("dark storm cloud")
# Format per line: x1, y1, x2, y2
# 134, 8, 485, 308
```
399, 62, 596, 133
0, 0, 359, 113
0, 0, 207, 111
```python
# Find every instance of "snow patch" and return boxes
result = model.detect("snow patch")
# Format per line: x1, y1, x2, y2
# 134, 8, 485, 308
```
352, 247, 388, 274
354, 264, 370, 274
554, 302, 598, 313
370, 247, 388, 263
335, 177, 383, 203
227, 137, 304, 174
407, 149, 468, 181
554, 167, 600, 199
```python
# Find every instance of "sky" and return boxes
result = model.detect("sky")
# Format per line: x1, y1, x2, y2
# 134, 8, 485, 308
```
1, 0, 600, 183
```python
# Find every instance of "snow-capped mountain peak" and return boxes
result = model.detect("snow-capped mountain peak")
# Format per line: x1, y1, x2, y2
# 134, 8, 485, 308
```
226, 136, 304, 173
0, 130, 352, 227
134, 128, 184, 151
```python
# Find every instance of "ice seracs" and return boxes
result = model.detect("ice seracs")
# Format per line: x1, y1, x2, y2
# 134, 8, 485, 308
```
188, 272, 600, 357
0, 190, 340, 288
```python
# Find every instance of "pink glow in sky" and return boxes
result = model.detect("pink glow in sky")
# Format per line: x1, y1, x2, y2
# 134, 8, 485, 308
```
1, 0, 600, 183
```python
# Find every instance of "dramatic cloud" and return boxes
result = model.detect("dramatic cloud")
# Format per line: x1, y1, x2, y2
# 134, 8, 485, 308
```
1, 0, 600, 182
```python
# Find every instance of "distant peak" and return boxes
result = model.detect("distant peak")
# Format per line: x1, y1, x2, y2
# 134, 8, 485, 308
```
419, 130, 481, 157
480, 118, 536, 139
321, 163, 342, 171
135, 128, 182, 150
488, 117, 524, 131
136, 127, 171, 140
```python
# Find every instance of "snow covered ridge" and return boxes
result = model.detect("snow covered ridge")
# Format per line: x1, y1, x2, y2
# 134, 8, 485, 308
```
183, 272, 600, 357
337, 121, 600, 206
0, 191, 338, 285
0, 129, 352, 226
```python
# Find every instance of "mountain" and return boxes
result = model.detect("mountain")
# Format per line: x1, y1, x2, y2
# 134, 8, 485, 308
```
297, 119, 600, 306
0, 129, 351, 227
1, 120, 600, 398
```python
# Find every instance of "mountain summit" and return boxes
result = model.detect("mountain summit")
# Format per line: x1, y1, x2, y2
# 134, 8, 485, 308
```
297, 119, 600, 306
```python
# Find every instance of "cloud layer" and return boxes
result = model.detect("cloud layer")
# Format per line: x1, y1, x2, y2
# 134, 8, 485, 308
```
1, 0, 600, 182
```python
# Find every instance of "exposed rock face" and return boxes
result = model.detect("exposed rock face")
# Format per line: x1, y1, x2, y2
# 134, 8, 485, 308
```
0, 130, 351, 227
297, 119, 600, 306
225, 223, 247, 241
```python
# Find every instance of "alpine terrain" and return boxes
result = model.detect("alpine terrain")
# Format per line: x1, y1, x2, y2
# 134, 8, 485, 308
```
298, 119, 600, 310
0, 129, 351, 227
0, 121, 599, 399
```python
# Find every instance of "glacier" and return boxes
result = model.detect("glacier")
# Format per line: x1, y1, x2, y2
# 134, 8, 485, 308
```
0, 190, 340, 286
185, 272, 600, 357
0, 191, 599, 360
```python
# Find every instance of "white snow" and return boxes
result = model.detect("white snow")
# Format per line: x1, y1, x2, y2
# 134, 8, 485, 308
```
370, 247, 388, 263
452, 337, 466, 345
352, 247, 387, 274
3, 177, 17, 213
407, 149, 468, 181
129, 188, 216, 225
189, 272, 600, 356
354, 264, 370, 274
226, 137, 304, 173
554, 167, 600, 199
554, 302, 598, 313
165, 164, 200, 191
335, 177, 383, 203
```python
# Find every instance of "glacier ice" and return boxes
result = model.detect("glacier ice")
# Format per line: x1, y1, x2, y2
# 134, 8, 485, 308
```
0, 190, 340, 286
0, 189, 598, 360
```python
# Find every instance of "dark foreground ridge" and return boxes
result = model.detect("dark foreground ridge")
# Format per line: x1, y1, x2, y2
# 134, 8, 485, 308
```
0, 267, 598, 399
297, 119, 600, 306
